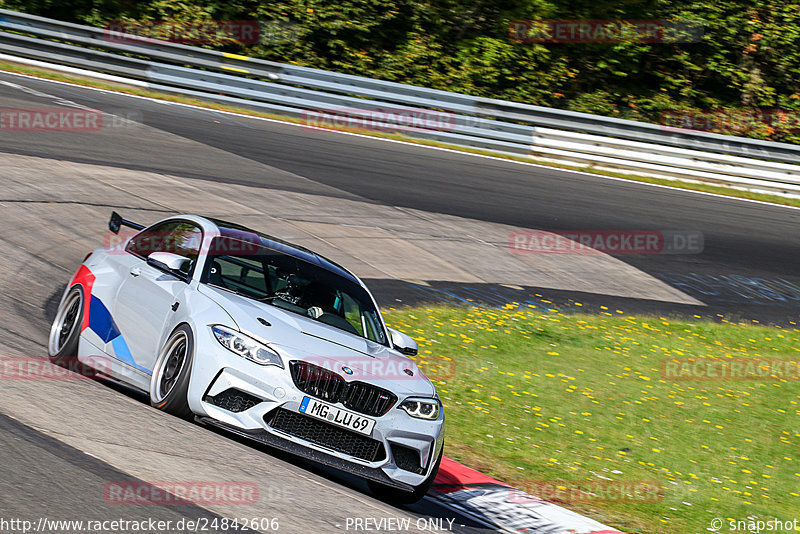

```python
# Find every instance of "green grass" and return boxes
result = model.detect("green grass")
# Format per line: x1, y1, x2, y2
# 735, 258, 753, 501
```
3, 60, 800, 210
384, 305, 800, 534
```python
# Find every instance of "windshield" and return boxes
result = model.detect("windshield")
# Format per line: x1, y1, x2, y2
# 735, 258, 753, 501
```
201, 236, 387, 345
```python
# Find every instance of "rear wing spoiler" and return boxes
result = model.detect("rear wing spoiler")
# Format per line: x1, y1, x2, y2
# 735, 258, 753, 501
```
109, 211, 145, 234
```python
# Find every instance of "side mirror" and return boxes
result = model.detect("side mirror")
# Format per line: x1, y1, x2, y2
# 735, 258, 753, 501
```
388, 328, 418, 356
147, 251, 191, 280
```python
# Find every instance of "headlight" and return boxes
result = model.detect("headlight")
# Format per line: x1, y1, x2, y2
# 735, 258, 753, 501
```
399, 398, 440, 420
211, 325, 283, 368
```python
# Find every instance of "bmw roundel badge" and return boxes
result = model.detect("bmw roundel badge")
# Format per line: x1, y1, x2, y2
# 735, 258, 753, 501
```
342, 366, 354, 375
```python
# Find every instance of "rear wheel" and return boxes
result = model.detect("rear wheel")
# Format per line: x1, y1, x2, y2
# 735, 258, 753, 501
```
150, 324, 194, 418
368, 446, 443, 504
48, 286, 83, 366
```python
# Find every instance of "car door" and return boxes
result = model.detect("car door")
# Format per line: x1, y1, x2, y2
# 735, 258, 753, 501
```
111, 221, 203, 374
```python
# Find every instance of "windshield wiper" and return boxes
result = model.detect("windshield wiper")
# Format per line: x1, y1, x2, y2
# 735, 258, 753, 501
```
208, 283, 256, 300
208, 283, 240, 295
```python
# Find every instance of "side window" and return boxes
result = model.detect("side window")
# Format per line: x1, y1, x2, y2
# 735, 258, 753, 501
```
125, 221, 179, 259
340, 293, 365, 336
207, 256, 269, 298
126, 221, 203, 275
163, 223, 203, 265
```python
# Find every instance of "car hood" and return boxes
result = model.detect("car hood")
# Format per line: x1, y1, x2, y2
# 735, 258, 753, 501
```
198, 285, 435, 396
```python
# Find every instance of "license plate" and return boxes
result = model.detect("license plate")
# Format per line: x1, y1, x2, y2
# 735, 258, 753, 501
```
298, 396, 376, 435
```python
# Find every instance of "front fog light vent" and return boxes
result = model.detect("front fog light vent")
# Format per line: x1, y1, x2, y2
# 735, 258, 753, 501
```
204, 388, 262, 413
390, 443, 425, 474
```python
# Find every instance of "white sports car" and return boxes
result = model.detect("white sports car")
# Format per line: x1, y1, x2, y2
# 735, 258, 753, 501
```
48, 212, 444, 503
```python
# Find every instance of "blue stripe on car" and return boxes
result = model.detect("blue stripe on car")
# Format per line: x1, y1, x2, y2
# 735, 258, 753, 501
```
110, 335, 152, 375
88, 295, 152, 375
88, 295, 120, 343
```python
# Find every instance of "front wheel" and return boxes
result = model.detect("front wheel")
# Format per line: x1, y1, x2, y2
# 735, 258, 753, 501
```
48, 286, 83, 365
368, 446, 443, 505
150, 324, 194, 419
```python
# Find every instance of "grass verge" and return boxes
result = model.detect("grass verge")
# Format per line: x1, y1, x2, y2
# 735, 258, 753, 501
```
2, 60, 800, 209
384, 304, 800, 534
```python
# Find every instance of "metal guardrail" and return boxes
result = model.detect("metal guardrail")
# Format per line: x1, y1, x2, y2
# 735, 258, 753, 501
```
2, 8, 800, 195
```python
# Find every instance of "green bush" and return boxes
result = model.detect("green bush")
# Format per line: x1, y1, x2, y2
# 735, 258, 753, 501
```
8, 0, 800, 143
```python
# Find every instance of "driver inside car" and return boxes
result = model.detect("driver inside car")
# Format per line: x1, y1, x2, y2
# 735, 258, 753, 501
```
299, 282, 359, 334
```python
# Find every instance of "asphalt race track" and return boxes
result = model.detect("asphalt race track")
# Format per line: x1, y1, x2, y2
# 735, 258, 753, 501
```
2, 72, 800, 321
1, 69, 800, 533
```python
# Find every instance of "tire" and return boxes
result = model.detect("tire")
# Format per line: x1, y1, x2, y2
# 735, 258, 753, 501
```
48, 286, 83, 366
150, 324, 194, 419
368, 446, 444, 505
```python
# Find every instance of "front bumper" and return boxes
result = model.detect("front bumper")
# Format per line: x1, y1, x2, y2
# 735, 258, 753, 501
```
187, 327, 445, 490
196, 416, 415, 491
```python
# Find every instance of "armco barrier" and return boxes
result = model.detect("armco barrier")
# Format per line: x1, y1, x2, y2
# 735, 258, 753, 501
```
2, 8, 800, 195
